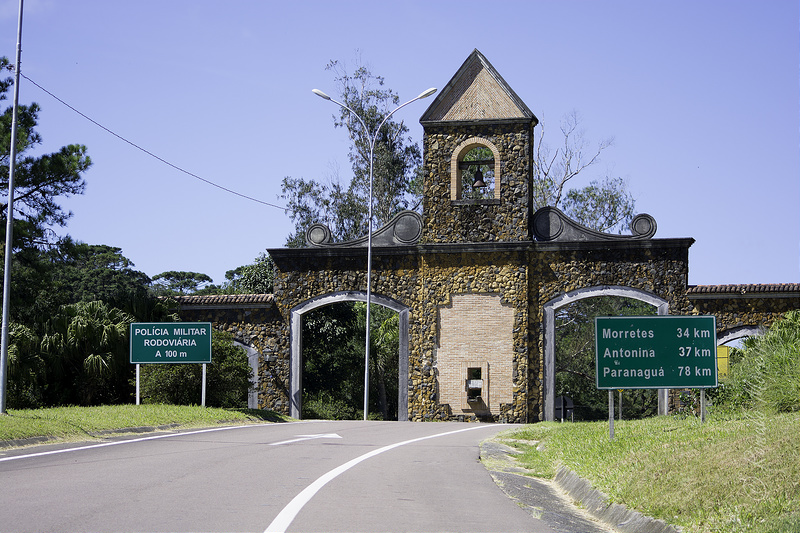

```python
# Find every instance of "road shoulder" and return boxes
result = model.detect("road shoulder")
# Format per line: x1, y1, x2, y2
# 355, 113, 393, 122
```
480, 439, 679, 533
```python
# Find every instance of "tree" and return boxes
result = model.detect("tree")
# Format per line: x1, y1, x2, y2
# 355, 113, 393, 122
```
280, 57, 422, 247
0, 57, 93, 327
0, 57, 91, 252
370, 304, 399, 420
39, 300, 135, 406
532, 110, 635, 233
302, 302, 363, 419
299, 301, 399, 420
5, 322, 45, 408
51, 241, 152, 307
223, 253, 274, 294
151, 270, 214, 295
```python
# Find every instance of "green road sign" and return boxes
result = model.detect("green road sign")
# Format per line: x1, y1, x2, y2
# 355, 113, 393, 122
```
595, 316, 717, 390
130, 322, 212, 364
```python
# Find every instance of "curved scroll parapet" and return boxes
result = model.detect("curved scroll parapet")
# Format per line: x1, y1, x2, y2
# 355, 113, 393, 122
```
532, 206, 657, 242
306, 210, 423, 247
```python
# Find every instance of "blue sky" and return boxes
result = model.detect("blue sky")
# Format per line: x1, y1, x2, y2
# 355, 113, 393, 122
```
1, 0, 797, 286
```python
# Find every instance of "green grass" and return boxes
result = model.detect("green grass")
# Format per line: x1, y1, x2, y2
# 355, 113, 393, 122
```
0, 404, 291, 444
498, 412, 800, 533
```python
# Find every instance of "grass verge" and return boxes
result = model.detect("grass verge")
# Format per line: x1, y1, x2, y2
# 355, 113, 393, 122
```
497, 412, 799, 533
0, 404, 292, 445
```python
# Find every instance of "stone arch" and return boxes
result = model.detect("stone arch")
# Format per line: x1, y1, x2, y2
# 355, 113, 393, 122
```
450, 136, 501, 200
542, 285, 670, 421
289, 291, 410, 420
718, 325, 763, 346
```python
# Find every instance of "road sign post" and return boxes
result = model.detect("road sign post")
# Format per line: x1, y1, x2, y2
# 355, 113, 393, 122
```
596, 316, 717, 437
130, 323, 212, 406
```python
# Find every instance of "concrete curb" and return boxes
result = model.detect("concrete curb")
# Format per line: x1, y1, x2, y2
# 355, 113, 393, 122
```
481, 439, 680, 533
553, 466, 680, 533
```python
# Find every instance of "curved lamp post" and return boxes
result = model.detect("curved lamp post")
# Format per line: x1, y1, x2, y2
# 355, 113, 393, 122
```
312, 86, 436, 420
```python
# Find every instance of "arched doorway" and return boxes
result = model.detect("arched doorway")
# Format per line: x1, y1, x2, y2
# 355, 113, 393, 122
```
718, 325, 762, 346
542, 286, 669, 421
289, 291, 410, 420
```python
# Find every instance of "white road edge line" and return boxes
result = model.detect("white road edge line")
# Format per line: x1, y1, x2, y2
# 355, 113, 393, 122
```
263, 424, 491, 533
0, 423, 287, 463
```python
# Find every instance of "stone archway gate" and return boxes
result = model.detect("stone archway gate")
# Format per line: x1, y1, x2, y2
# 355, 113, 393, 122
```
174, 49, 799, 423
176, 281, 799, 421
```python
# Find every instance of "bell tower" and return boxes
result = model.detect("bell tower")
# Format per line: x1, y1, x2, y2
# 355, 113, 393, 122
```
419, 49, 538, 244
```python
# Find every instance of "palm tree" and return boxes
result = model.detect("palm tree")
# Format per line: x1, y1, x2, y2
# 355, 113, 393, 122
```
40, 301, 134, 405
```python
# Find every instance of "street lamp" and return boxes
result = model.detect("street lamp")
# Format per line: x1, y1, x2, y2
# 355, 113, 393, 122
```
313, 86, 436, 420
0, 0, 24, 414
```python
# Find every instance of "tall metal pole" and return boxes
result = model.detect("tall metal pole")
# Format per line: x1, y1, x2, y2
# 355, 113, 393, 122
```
0, 0, 25, 414
312, 87, 436, 420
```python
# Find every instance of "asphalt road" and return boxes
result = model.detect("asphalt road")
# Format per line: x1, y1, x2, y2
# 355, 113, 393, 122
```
0, 420, 592, 532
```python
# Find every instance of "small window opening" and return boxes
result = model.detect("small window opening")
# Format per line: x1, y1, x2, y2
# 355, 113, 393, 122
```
466, 367, 483, 403
460, 147, 495, 200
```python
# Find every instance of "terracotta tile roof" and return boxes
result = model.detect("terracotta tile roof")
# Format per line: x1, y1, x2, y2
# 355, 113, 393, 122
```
171, 294, 274, 307
687, 284, 800, 296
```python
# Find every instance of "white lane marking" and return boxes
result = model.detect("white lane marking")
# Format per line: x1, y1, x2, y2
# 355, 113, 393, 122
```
263, 424, 491, 533
0, 423, 285, 463
269, 433, 342, 446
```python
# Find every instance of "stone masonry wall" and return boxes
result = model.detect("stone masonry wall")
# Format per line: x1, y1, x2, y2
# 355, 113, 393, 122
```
421, 122, 533, 244
266, 240, 697, 423
178, 244, 799, 422
690, 295, 800, 334
269, 247, 532, 422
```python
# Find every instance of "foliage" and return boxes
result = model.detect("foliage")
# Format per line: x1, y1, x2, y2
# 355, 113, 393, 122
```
3, 238, 160, 328
5, 323, 45, 408
280, 57, 423, 247
302, 390, 358, 420
366, 303, 399, 420
223, 252, 274, 294
328, 58, 423, 222
39, 301, 135, 406
301, 302, 363, 417
532, 110, 635, 233
555, 296, 657, 420
300, 302, 399, 420
561, 176, 636, 233
714, 311, 800, 413
151, 270, 214, 295
4, 243, 178, 408
51, 241, 153, 307
139, 330, 253, 408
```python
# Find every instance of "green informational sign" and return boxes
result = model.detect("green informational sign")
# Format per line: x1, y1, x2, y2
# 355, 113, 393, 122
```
595, 316, 717, 390
130, 322, 212, 364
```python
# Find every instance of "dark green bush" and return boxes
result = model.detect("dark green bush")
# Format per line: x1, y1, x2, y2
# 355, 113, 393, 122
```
715, 311, 800, 414
302, 390, 358, 420
139, 331, 252, 408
